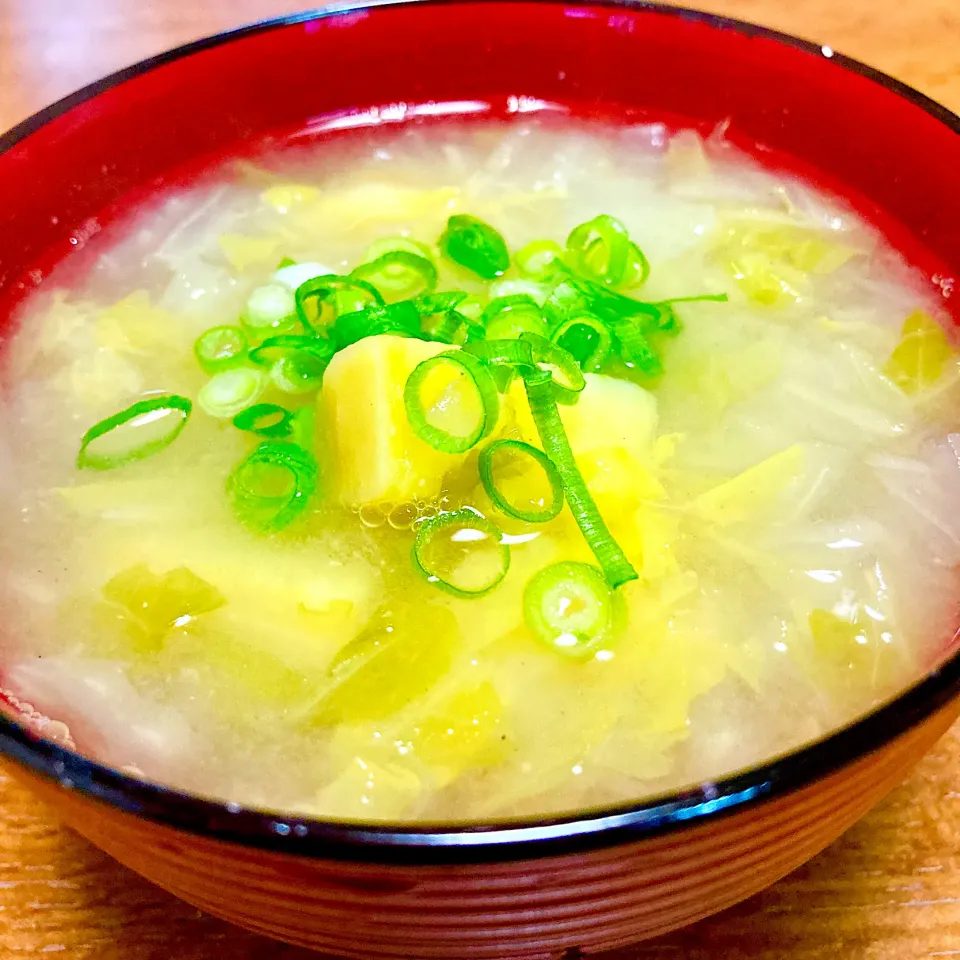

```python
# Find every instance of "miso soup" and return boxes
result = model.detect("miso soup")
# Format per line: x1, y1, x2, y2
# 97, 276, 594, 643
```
1, 118, 958, 820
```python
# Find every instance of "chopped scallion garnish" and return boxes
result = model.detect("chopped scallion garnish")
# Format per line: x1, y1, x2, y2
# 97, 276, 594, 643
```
404, 351, 499, 453
77, 395, 192, 470
294, 275, 383, 333
242, 284, 297, 336
194, 325, 249, 375
549, 314, 613, 373
523, 374, 638, 587
439, 215, 510, 280
352, 250, 438, 300
232, 403, 295, 439
479, 439, 564, 523
198, 367, 268, 418
567, 214, 631, 287
515, 239, 564, 280
518, 332, 585, 404
413, 509, 510, 598
523, 561, 623, 658
333, 300, 422, 350
481, 295, 548, 341
228, 441, 318, 532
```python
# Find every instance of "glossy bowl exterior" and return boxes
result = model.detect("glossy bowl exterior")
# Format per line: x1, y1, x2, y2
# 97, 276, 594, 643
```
7, 700, 958, 956
1, 2, 959, 956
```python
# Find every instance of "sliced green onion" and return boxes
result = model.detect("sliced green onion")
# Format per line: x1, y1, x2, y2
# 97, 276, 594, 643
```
608, 317, 663, 377
658, 293, 729, 305
362, 235, 436, 264
271, 354, 327, 394
248, 335, 333, 393
481, 295, 548, 341
523, 561, 623, 658
567, 215, 631, 287
550, 314, 613, 373
233, 403, 295, 439
457, 295, 485, 323
439, 215, 510, 280
416, 291, 469, 314
294, 275, 383, 332
621, 242, 651, 289
519, 332, 585, 404
228, 441, 318, 532
248, 335, 336, 369
352, 251, 438, 300
515, 239, 564, 280
242, 284, 297, 336
198, 367, 267, 418
479, 439, 563, 523
463, 337, 535, 375
652, 292, 729, 334
333, 300, 421, 351
489, 278, 550, 305
276, 256, 297, 269
523, 375, 638, 587
77, 395, 192, 471
416, 291, 470, 343
426, 311, 467, 345
413, 509, 509, 598
194, 325, 249, 375
404, 351, 499, 453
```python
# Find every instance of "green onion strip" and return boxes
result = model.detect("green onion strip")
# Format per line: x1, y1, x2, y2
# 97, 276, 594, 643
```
523, 373, 638, 587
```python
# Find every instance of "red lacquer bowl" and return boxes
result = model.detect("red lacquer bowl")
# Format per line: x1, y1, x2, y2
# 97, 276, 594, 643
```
1, 3, 959, 956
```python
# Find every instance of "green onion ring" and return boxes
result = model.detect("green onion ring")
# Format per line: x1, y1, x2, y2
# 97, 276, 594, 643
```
479, 439, 564, 523
608, 317, 663, 376
294, 275, 383, 332
549, 314, 614, 373
228, 441, 318, 532
514, 239, 564, 280
333, 301, 422, 351
351, 251, 438, 299
194, 325, 249, 375
567, 215, 631, 287
519, 332, 585, 404
523, 561, 622, 658
439, 215, 510, 280
232, 403, 295, 439
403, 351, 499, 453
412, 508, 510, 598
77, 395, 192, 470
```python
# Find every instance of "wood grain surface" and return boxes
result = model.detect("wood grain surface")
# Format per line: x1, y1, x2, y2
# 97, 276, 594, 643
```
0, 1, 959, 957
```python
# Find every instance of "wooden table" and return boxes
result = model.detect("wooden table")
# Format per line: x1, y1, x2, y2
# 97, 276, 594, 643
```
1, 1, 959, 957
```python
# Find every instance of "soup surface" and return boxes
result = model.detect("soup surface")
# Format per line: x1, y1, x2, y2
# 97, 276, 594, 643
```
1, 118, 958, 821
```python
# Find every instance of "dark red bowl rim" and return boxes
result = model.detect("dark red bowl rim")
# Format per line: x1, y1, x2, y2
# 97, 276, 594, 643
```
0, 0, 958, 866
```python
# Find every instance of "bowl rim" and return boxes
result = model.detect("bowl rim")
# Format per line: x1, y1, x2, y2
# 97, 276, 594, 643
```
1, 0, 959, 866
